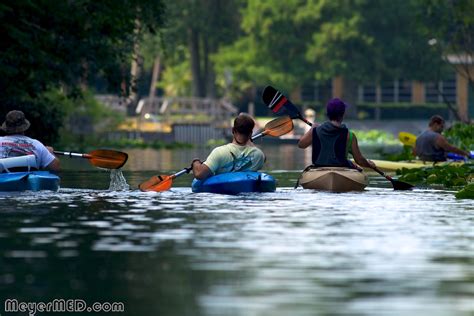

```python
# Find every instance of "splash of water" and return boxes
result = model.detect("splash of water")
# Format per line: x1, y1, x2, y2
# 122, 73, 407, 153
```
108, 169, 130, 191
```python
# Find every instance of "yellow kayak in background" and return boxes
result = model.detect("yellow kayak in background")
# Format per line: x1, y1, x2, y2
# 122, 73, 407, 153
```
366, 159, 465, 172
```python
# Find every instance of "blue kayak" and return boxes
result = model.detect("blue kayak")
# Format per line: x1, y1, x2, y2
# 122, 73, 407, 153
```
0, 171, 60, 192
192, 171, 276, 195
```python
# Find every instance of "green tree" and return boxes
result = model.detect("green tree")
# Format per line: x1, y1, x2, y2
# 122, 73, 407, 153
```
0, 0, 164, 143
214, 0, 443, 106
145, 0, 241, 98
214, 0, 316, 97
419, 0, 474, 122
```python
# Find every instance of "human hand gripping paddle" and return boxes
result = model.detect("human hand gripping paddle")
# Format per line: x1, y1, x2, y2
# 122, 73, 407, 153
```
262, 86, 413, 190
54, 149, 128, 169
138, 116, 294, 192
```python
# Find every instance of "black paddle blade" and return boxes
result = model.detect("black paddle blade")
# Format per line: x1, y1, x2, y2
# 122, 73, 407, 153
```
262, 86, 301, 119
391, 179, 414, 190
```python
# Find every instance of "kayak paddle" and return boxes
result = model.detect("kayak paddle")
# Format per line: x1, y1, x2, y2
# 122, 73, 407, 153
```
139, 116, 295, 192
371, 166, 414, 190
54, 149, 128, 169
262, 86, 313, 126
138, 167, 192, 192
252, 115, 294, 140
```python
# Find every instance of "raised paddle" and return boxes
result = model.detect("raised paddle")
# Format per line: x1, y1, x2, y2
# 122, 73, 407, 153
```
251, 115, 294, 140
138, 116, 294, 192
54, 149, 128, 169
262, 90, 414, 190
262, 86, 313, 126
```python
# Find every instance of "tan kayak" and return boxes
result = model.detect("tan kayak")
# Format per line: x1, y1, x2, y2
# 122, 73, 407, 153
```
299, 167, 368, 192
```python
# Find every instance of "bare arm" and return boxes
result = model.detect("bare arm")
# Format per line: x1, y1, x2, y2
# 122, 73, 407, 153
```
435, 135, 469, 157
191, 160, 212, 180
46, 158, 60, 172
351, 134, 376, 168
298, 127, 314, 148
45, 146, 60, 172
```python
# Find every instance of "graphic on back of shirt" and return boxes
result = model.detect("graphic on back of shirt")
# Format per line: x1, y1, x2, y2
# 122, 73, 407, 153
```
0, 137, 35, 158
226, 151, 254, 172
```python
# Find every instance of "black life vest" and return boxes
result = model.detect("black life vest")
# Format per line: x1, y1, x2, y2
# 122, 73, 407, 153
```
312, 121, 352, 168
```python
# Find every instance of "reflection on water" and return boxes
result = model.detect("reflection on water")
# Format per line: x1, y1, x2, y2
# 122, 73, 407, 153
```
58, 145, 398, 173
0, 174, 473, 315
121, 145, 310, 172
120, 145, 398, 172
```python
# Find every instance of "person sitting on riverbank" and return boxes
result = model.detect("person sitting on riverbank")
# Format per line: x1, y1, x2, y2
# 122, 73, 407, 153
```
0, 110, 60, 171
297, 98, 375, 170
191, 113, 265, 180
414, 115, 469, 162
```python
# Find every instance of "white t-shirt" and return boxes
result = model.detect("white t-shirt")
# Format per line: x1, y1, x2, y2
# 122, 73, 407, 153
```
0, 135, 56, 168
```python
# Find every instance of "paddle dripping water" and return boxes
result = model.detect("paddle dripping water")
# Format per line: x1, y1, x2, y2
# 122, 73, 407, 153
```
108, 169, 130, 191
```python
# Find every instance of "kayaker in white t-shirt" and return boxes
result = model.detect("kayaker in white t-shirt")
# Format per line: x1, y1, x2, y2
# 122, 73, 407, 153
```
191, 113, 265, 180
0, 110, 60, 171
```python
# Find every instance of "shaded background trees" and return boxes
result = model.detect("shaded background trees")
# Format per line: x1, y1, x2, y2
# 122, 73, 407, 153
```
1, 0, 472, 144
0, 0, 164, 143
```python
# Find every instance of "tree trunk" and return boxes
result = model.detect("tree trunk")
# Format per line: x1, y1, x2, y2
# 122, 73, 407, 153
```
203, 36, 217, 98
188, 27, 205, 97
148, 55, 161, 113
128, 16, 142, 115
80, 59, 89, 91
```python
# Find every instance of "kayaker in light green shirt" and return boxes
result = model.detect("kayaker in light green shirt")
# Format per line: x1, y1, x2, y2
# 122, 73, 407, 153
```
191, 113, 265, 180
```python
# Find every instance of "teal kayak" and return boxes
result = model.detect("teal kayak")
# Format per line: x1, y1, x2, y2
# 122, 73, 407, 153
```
192, 171, 276, 195
0, 171, 60, 192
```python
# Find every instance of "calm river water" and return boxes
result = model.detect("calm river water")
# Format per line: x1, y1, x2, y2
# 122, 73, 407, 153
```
0, 146, 473, 316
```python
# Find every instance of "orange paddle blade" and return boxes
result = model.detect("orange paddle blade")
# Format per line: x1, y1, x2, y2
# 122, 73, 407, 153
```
87, 149, 128, 169
264, 115, 294, 137
138, 175, 173, 192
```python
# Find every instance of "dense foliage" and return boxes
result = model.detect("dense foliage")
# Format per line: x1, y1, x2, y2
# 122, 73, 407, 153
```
396, 163, 474, 189
455, 183, 474, 199
0, 0, 164, 143
1, 0, 473, 145
352, 129, 398, 145
444, 123, 474, 151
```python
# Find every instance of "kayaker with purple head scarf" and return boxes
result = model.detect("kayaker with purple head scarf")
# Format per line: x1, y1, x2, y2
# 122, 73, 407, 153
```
298, 98, 375, 170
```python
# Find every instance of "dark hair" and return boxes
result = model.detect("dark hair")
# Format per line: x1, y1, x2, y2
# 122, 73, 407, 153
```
233, 113, 255, 136
429, 115, 445, 127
